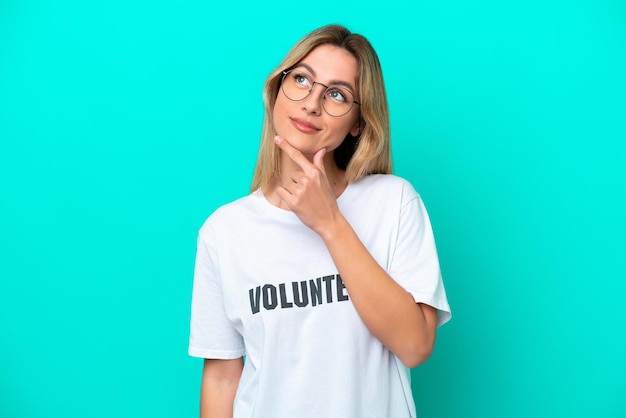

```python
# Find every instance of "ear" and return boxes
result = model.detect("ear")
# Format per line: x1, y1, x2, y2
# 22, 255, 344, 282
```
350, 119, 361, 137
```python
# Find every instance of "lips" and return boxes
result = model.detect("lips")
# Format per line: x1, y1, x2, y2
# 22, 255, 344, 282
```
290, 117, 321, 134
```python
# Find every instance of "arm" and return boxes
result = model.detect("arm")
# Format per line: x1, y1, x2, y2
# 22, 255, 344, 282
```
320, 216, 438, 368
200, 358, 243, 418
274, 136, 438, 367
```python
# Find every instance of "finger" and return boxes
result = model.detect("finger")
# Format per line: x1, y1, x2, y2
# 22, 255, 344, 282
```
275, 186, 295, 209
290, 171, 306, 184
274, 135, 315, 171
312, 148, 327, 175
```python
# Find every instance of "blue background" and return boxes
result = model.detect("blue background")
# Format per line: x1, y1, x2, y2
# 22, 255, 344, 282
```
1, 0, 625, 416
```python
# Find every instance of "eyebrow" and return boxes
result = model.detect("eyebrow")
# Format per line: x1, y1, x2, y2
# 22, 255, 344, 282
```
294, 63, 357, 94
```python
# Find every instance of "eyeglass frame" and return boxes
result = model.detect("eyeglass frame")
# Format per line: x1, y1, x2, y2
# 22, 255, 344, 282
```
280, 69, 361, 117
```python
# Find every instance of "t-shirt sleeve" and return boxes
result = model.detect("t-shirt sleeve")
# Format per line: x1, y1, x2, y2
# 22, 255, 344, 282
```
389, 184, 451, 327
188, 224, 245, 359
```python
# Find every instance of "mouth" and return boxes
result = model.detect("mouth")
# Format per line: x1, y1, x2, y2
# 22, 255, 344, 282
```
290, 117, 321, 134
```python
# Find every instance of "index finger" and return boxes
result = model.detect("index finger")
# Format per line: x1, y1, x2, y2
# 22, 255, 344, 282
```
274, 135, 315, 171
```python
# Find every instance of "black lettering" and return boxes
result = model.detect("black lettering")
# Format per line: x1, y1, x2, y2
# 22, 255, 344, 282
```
249, 274, 348, 313
309, 277, 323, 306
279, 283, 293, 308
322, 275, 335, 303
292, 281, 309, 307
336, 274, 349, 301
262, 284, 278, 310
249, 286, 261, 314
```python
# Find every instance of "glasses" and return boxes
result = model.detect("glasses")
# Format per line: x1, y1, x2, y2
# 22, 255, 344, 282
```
281, 69, 360, 117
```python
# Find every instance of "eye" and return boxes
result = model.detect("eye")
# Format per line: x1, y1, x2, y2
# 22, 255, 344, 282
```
326, 87, 349, 103
292, 72, 312, 88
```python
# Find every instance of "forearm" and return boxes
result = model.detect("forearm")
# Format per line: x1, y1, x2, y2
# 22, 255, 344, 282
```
319, 214, 437, 368
200, 358, 243, 418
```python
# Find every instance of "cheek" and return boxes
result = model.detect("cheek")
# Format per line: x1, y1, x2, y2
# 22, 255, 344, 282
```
272, 99, 288, 136
330, 118, 357, 139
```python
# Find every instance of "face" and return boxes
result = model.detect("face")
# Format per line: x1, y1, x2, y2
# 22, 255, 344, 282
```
272, 44, 361, 158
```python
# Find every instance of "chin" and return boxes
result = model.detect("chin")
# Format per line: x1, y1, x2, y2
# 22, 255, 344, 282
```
287, 138, 319, 156
274, 127, 314, 153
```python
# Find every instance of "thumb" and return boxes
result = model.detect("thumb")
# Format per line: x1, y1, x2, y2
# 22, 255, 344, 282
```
313, 148, 327, 173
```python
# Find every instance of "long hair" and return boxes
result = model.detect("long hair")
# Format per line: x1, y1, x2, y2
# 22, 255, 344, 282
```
250, 25, 392, 192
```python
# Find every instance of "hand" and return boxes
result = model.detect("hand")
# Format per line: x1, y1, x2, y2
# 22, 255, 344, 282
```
274, 135, 342, 236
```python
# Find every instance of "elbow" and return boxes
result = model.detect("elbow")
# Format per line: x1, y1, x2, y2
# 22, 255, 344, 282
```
397, 338, 435, 368
398, 303, 439, 368
399, 348, 432, 369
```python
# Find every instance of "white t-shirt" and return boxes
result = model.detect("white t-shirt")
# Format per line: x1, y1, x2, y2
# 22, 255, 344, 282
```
189, 174, 451, 418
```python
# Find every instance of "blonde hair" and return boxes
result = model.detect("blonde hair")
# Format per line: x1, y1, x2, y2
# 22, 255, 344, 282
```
250, 25, 392, 192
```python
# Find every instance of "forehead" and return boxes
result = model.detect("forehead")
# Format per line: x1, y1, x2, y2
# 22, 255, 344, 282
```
297, 44, 358, 86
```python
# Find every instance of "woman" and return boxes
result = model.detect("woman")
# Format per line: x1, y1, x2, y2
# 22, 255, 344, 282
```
189, 24, 451, 418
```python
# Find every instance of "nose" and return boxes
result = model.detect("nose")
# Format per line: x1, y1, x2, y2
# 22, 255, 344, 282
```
301, 82, 326, 115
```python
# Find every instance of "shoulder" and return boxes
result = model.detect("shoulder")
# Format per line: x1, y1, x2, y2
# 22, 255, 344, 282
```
198, 192, 263, 238
350, 174, 420, 206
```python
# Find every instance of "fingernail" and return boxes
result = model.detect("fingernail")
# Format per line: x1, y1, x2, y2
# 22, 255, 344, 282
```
274, 135, 283, 144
